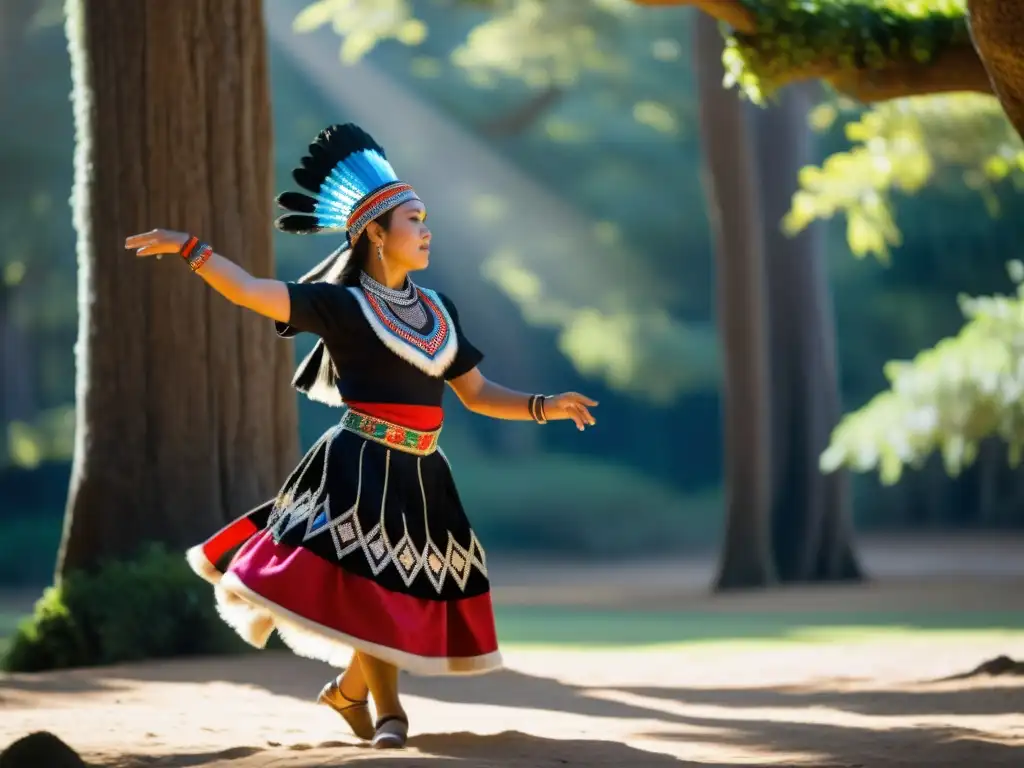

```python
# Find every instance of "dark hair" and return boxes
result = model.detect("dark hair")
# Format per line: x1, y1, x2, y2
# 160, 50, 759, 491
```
282, 207, 396, 408
338, 208, 394, 286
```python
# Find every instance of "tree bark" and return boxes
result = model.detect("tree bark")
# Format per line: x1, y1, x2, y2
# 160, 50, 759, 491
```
694, 14, 776, 590
749, 86, 863, 583
58, 0, 298, 575
967, 0, 1024, 139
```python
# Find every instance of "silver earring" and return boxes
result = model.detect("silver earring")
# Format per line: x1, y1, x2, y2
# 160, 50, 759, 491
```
376, 243, 383, 261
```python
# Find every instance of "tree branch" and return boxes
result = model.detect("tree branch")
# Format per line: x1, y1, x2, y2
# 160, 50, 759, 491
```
632, 0, 756, 34
631, 0, 995, 103
477, 86, 565, 137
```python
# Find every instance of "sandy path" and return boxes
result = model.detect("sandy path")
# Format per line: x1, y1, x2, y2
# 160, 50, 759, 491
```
3, 538, 1024, 767
2, 606, 1023, 765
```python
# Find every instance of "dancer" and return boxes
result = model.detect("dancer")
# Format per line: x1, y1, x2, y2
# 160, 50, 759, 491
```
124, 124, 598, 749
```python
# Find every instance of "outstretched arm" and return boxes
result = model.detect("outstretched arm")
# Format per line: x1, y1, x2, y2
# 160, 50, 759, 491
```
448, 367, 598, 431
125, 229, 290, 323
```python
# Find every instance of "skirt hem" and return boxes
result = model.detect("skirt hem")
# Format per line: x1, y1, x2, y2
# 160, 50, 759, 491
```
191, 549, 503, 677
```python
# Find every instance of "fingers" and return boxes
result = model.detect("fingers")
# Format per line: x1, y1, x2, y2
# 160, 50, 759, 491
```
135, 243, 179, 257
577, 405, 596, 426
124, 230, 160, 249
566, 403, 595, 431
565, 392, 599, 408
568, 408, 586, 431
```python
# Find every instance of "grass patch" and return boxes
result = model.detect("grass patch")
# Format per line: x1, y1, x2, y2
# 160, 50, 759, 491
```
493, 605, 1024, 650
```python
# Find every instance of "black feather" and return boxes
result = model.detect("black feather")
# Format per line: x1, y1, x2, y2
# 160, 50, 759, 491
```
276, 191, 317, 214
292, 166, 325, 194
275, 122, 390, 235
274, 213, 326, 235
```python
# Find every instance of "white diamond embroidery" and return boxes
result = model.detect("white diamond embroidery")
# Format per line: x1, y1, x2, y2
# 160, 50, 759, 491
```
391, 528, 425, 588
448, 534, 472, 591
276, 424, 490, 594
339, 522, 355, 542
370, 538, 386, 561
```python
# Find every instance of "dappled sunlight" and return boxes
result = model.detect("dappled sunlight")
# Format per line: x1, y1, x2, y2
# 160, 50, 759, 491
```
269, 0, 712, 401
790, 94, 1022, 260
483, 253, 720, 401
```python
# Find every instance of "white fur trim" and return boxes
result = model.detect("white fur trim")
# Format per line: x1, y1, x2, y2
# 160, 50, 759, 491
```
348, 287, 458, 377
215, 571, 503, 676
186, 546, 223, 585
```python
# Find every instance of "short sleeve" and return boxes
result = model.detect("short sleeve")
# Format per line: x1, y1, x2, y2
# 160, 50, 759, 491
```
275, 283, 350, 341
439, 292, 484, 380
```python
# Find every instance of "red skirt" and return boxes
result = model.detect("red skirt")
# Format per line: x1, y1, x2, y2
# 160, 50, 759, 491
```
186, 408, 502, 676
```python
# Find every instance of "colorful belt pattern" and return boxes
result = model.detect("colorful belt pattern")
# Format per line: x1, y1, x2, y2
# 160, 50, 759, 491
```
341, 409, 441, 456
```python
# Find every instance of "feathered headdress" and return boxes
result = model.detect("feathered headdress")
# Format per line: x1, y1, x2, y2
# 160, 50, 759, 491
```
274, 123, 419, 243
273, 123, 420, 407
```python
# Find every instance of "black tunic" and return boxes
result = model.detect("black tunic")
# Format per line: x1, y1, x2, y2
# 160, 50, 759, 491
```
261, 281, 490, 603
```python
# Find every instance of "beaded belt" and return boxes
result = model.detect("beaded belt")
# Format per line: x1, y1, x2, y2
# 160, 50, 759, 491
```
341, 408, 441, 456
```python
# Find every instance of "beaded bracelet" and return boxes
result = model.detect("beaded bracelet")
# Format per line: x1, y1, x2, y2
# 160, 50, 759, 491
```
179, 235, 213, 272
528, 394, 549, 425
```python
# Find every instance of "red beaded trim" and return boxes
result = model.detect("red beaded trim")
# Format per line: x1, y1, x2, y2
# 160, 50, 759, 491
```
190, 244, 213, 272
363, 290, 450, 357
179, 235, 212, 272
180, 236, 199, 260
347, 183, 415, 232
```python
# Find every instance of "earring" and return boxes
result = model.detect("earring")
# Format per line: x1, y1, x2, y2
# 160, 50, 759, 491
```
376, 242, 383, 261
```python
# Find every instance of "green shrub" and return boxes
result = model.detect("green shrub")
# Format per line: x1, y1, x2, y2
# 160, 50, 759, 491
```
2, 543, 251, 672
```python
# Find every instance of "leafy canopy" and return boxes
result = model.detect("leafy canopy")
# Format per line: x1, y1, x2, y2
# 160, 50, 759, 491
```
821, 262, 1024, 485
787, 94, 1024, 261
726, 0, 970, 104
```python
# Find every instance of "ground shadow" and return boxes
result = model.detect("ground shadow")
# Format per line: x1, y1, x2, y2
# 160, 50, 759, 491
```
636, 717, 1023, 767
615, 678, 1024, 718
11, 651, 1021, 767
98, 733, 699, 768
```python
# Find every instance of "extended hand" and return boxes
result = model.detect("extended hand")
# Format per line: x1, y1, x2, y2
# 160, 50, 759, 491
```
544, 392, 598, 431
124, 229, 189, 257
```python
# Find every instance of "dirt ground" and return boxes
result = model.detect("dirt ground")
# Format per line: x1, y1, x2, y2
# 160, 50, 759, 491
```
2, 536, 1024, 767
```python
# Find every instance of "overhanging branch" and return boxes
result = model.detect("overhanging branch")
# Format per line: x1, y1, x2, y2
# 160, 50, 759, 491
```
632, 0, 995, 103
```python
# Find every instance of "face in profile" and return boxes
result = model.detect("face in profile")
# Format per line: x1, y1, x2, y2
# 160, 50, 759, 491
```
380, 200, 431, 272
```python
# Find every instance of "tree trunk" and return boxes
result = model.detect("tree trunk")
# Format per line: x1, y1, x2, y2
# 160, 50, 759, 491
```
693, 14, 776, 590
58, 0, 298, 575
968, 0, 1024, 141
749, 86, 863, 583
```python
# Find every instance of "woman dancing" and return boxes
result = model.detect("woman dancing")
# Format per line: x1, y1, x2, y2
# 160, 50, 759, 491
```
124, 123, 598, 750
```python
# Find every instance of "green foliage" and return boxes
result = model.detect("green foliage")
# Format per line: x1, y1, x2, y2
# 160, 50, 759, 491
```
787, 94, 1024, 260
2, 544, 248, 672
482, 254, 720, 402
5, 405, 75, 469
294, 0, 636, 86
452, 449, 723, 554
290, 0, 719, 402
821, 262, 1024, 485
725, 0, 970, 104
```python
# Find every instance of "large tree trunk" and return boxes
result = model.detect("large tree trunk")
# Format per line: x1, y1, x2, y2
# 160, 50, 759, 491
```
693, 14, 776, 590
968, 0, 1024, 140
58, 0, 298, 575
749, 86, 862, 583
